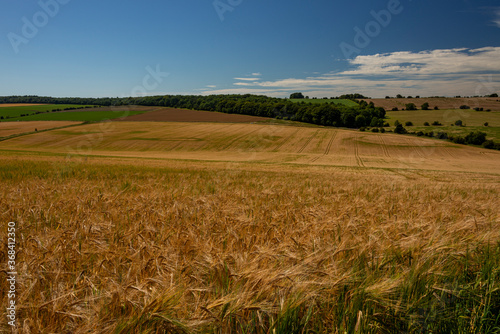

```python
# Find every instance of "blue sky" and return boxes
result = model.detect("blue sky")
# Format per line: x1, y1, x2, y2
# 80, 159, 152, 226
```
1, 0, 499, 98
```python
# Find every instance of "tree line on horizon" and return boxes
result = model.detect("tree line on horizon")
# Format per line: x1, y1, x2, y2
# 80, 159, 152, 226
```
0, 94, 385, 129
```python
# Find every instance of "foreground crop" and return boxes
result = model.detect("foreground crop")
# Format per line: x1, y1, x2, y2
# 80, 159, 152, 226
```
0, 158, 499, 333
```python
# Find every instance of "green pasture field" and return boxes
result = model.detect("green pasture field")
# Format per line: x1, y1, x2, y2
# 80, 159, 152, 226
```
289, 98, 359, 107
0, 104, 97, 119
386, 109, 500, 141
1, 109, 149, 122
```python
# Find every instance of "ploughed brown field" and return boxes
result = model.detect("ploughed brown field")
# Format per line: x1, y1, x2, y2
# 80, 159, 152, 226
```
362, 97, 500, 111
117, 107, 270, 123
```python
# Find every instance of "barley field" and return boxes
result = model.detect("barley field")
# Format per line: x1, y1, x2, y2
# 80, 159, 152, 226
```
1, 121, 499, 173
0, 121, 499, 333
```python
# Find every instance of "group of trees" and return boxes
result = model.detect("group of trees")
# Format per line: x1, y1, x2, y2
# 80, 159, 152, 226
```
289, 93, 369, 100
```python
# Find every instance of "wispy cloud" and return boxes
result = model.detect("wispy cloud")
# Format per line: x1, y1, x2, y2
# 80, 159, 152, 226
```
234, 77, 260, 81
251, 72, 261, 76
203, 47, 500, 97
494, 8, 500, 27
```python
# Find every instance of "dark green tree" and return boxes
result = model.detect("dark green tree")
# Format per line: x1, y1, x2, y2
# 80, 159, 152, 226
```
290, 92, 304, 99
394, 124, 407, 134
405, 103, 417, 110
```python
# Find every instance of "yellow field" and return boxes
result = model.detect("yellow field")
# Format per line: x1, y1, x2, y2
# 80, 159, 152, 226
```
0, 121, 499, 332
0, 121, 81, 138
1, 121, 499, 174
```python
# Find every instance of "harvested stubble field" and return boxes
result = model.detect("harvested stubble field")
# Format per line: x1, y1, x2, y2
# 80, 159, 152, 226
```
0, 120, 499, 333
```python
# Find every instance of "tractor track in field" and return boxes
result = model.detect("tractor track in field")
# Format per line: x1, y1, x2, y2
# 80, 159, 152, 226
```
323, 130, 338, 156
196, 124, 241, 150
354, 138, 365, 167
272, 129, 300, 152
297, 130, 319, 153
310, 155, 321, 163
219, 127, 262, 151
378, 135, 391, 158
309, 130, 338, 164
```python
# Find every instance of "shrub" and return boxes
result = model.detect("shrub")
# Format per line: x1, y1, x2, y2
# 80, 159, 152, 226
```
424, 122, 430, 126
416, 131, 424, 136
484, 122, 489, 127
437, 132, 448, 140
405, 121, 413, 126
405, 103, 417, 110
432, 121, 442, 126
421, 102, 430, 110
450, 135, 466, 144
434, 106, 439, 110
459, 105, 470, 109
379, 128, 385, 133
394, 120, 401, 127
391, 107, 399, 111
455, 120, 463, 126
359, 127, 366, 132
371, 128, 379, 133
482, 140, 496, 149
394, 124, 407, 134
383, 122, 390, 127
465, 131, 487, 145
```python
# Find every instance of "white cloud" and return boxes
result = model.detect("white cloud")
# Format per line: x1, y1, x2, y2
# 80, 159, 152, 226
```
234, 77, 260, 81
251, 72, 262, 76
234, 82, 255, 86
203, 47, 500, 98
